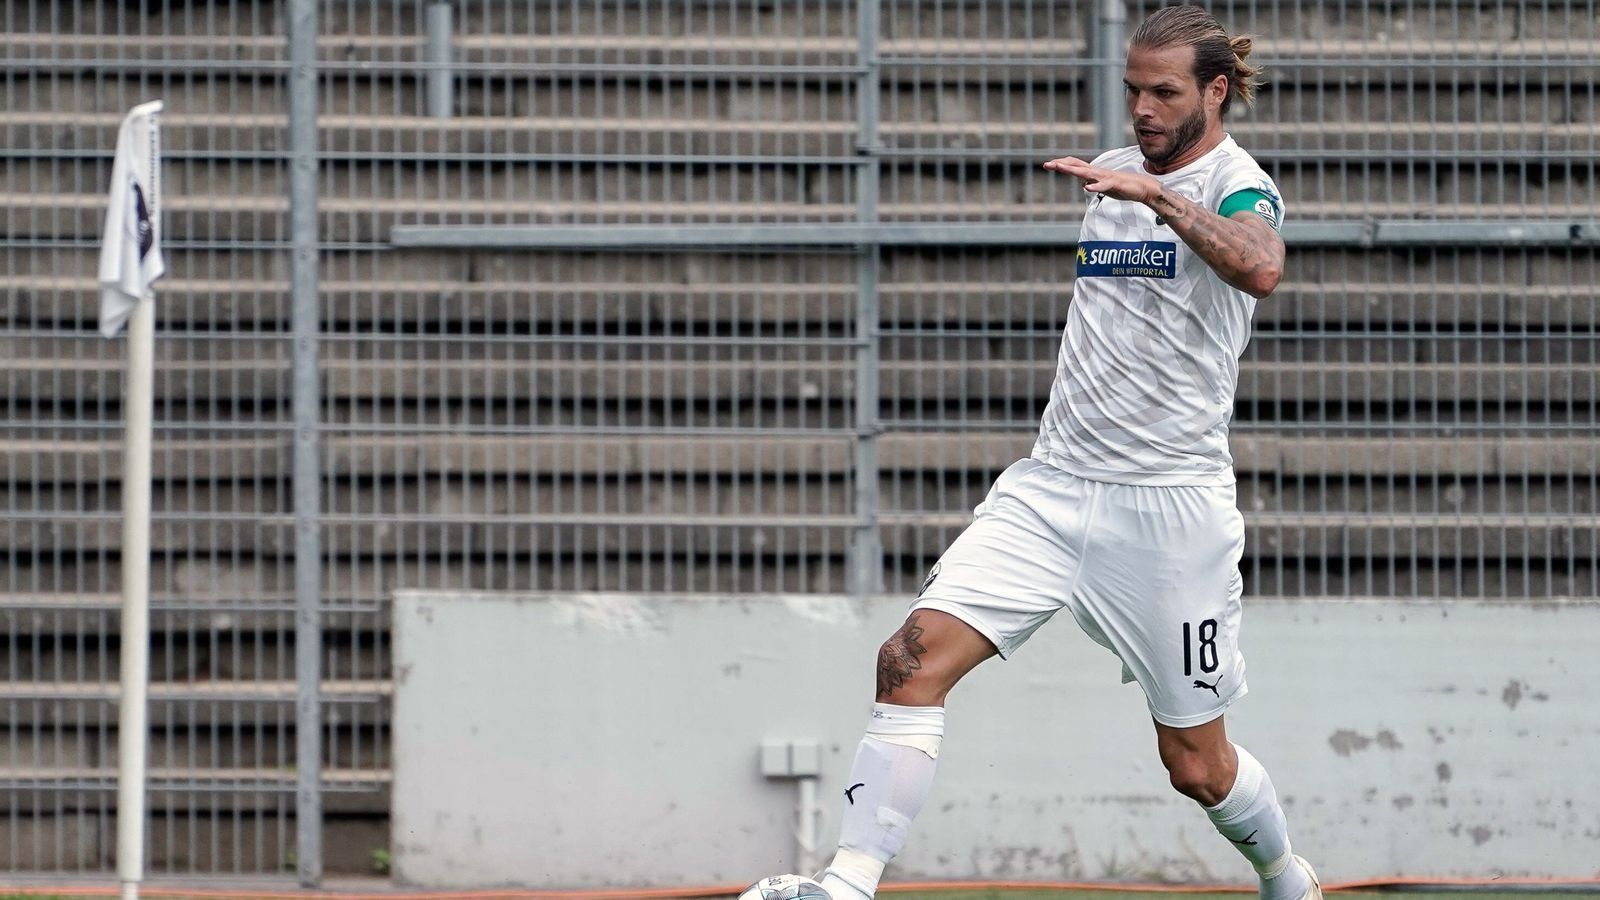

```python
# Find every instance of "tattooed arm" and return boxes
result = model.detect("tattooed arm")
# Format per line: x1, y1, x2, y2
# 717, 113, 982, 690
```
1147, 188, 1284, 299
1043, 156, 1285, 299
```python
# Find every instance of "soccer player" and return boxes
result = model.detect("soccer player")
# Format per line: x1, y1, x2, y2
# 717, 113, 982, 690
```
745, 6, 1318, 900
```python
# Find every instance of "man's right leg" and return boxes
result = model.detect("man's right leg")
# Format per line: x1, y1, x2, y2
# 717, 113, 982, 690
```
817, 609, 997, 900
816, 458, 1077, 898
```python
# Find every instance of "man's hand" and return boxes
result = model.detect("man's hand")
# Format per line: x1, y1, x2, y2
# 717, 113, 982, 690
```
1042, 154, 1285, 299
1043, 156, 1162, 204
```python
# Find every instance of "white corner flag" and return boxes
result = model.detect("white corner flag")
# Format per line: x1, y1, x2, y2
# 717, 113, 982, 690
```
99, 100, 165, 337
101, 99, 163, 900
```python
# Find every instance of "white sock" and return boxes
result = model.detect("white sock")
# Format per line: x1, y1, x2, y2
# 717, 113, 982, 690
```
818, 703, 944, 900
1204, 744, 1312, 900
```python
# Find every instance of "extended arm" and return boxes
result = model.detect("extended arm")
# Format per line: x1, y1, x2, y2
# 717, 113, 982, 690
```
1148, 189, 1284, 299
1043, 156, 1286, 299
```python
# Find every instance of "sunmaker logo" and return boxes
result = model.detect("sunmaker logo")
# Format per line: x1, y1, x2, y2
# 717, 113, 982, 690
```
1076, 240, 1178, 278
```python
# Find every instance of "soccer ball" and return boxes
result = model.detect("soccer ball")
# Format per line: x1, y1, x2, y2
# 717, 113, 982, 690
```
737, 874, 831, 900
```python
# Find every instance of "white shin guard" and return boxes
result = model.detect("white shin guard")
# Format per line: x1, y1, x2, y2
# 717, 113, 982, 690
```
823, 704, 945, 898
1205, 744, 1310, 900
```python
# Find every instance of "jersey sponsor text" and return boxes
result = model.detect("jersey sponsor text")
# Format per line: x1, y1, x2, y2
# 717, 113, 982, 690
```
1076, 240, 1178, 278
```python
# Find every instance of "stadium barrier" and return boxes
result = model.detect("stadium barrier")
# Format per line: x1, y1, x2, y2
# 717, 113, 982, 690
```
1, 0, 1594, 884
389, 591, 1600, 888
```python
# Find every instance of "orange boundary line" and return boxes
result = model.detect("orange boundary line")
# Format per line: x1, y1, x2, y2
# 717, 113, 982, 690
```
4, 878, 1600, 899
4, 891, 742, 900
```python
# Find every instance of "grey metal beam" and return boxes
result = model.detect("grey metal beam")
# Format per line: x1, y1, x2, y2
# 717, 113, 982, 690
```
390, 220, 1600, 250
390, 223, 1077, 248
424, 2, 453, 118
1285, 221, 1373, 246
287, 0, 323, 888
853, 0, 884, 599
1373, 220, 1600, 245
1092, 0, 1129, 152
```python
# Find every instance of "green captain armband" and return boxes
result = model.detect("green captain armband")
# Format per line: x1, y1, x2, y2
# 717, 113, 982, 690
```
1218, 188, 1282, 230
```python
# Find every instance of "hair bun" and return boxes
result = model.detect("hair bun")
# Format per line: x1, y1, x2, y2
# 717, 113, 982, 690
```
1130, 6, 1264, 114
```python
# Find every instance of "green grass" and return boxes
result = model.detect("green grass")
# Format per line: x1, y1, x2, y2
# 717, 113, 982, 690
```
689, 893, 1600, 900
6, 883, 1593, 890
8, 891, 1600, 900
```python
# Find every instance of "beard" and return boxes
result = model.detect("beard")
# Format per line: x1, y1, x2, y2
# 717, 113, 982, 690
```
1142, 105, 1208, 168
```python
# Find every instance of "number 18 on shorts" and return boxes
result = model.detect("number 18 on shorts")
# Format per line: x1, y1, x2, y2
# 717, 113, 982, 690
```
911, 458, 1248, 728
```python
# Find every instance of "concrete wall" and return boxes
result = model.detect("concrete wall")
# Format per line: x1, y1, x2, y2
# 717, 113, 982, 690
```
391, 592, 1600, 890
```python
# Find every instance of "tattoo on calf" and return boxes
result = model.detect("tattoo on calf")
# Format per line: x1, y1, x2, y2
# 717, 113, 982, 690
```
876, 614, 929, 699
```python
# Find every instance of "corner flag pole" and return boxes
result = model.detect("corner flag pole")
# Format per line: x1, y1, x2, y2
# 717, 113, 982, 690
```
116, 275, 154, 900
99, 99, 165, 900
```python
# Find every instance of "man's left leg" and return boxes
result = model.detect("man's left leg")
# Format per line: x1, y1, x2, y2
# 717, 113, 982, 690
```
1155, 716, 1319, 900
1067, 480, 1320, 899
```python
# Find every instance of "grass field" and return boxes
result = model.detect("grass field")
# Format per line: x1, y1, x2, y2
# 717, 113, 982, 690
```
684, 893, 1600, 900
914, 893, 1600, 899
12, 883, 1600, 890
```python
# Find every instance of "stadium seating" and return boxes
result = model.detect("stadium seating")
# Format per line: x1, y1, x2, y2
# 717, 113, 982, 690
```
0, 0, 1594, 874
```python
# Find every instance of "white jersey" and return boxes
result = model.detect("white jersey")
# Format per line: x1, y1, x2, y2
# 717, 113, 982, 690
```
1032, 135, 1284, 486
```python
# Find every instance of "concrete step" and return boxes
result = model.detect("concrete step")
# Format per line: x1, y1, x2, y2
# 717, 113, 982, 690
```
0, 680, 388, 764
5, 108, 1593, 160
888, 511, 1600, 558
1234, 479, 1598, 516
0, 624, 390, 679
4, 141, 1590, 202
941, 336, 1597, 366
1189, 559, 1598, 600
0, 556, 847, 598
1, 510, 1593, 561
0, 592, 380, 622
0, 808, 386, 874
9, 329, 1595, 376
877, 552, 1599, 598
0, 436, 290, 482
8, 117, 1598, 237
0, 677, 386, 703
9, 26, 1597, 80
4, 405, 1581, 433
2, 355, 1594, 407
1, 484, 1593, 590
0, 731, 384, 774
5, 192, 1592, 244
0, 762, 385, 791
15, 0, 1586, 37
8, 273, 1598, 331
4, 434, 1596, 487
1241, 338, 1600, 364
0, 553, 1586, 600
5, 466, 1590, 527
6, 81, 1589, 148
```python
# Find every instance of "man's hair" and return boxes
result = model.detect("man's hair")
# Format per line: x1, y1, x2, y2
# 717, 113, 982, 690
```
1129, 5, 1263, 116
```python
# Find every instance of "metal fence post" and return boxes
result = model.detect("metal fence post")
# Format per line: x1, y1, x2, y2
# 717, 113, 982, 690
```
1094, 0, 1129, 152
287, 0, 323, 886
852, 0, 884, 600
425, 2, 454, 119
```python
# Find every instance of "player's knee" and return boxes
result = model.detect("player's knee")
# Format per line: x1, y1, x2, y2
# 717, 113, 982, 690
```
874, 634, 941, 705
1165, 754, 1230, 806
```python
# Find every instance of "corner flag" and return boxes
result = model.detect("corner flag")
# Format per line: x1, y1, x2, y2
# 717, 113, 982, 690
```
99, 100, 164, 338
101, 99, 164, 900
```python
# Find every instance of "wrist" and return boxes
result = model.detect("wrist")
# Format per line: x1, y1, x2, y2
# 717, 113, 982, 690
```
1147, 187, 1181, 215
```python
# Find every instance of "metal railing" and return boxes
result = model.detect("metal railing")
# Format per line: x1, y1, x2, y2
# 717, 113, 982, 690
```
0, 0, 1595, 884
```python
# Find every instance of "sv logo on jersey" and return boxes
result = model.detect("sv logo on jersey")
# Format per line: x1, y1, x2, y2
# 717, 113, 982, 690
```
1076, 240, 1178, 279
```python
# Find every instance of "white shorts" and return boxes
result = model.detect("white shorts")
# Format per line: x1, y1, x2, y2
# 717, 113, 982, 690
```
912, 457, 1248, 728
